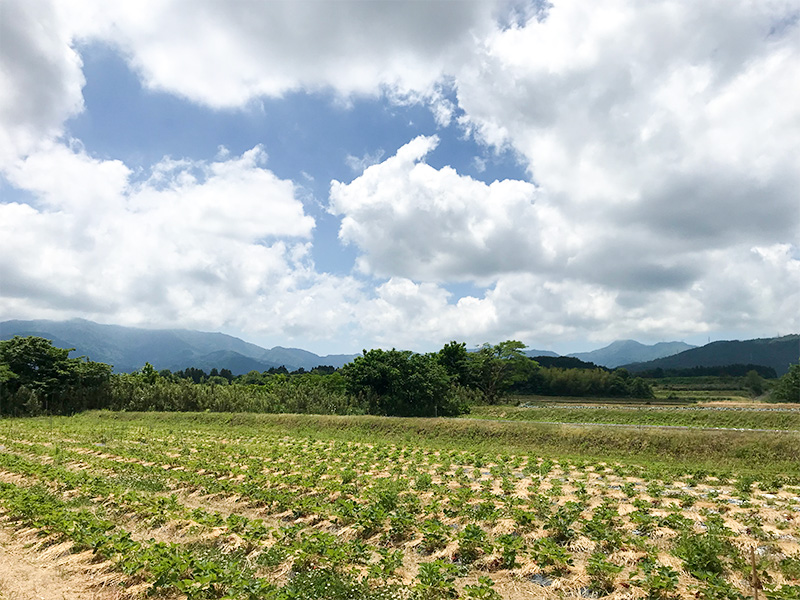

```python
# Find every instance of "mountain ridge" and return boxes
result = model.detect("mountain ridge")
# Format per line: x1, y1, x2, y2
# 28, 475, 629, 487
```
0, 319, 358, 374
623, 335, 799, 376
567, 340, 696, 368
2, 319, 796, 377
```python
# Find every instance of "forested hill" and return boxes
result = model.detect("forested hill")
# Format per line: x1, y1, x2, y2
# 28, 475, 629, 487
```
0, 319, 357, 374
623, 334, 799, 376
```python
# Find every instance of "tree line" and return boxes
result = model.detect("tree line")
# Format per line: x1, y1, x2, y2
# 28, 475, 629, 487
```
0, 336, 658, 417
6, 335, 795, 418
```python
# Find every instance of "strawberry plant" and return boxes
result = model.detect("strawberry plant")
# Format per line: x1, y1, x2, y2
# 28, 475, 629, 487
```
633, 558, 679, 600
586, 551, 623, 596
457, 524, 492, 564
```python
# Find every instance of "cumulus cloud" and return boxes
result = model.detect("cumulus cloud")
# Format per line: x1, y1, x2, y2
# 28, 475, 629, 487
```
357, 278, 496, 349
0, 144, 359, 343
455, 0, 800, 239
1, 0, 797, 351
330, 136, 553, 282
0, 0, 85, 165
63, 0, 495, 108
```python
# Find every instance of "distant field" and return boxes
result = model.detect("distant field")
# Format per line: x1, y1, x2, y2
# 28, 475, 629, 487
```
652, 387, 752, 402
467, 402, 800, 431
0, 412, 798, 600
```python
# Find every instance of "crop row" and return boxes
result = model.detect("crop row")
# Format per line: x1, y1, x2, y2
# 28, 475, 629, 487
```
0, 413, 799, 599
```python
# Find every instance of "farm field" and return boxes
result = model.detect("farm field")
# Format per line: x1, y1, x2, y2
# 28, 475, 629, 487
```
0, 411, 798, 600
467, 402, 800, 431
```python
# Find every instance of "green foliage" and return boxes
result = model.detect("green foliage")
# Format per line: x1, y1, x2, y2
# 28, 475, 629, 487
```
457, 524, 492, 564
771, 364, 800, 403
470, 341, 537, 404
780, 554, 800, 581
691, 574, 746, 600
0, 336, 112, 415
744, 370, 766, 397
496, 533, 524, 569
766, 586, 800, 600
544, 501, 583, 544
341, 348, 468, 417
463, 576, 503, 600
437, 341, 474, 388
586, 552, 623, 595
512, 365, 655, 398
529, 537, 573, 575
675, 531, 736, 579
414, 560, 461, 599
420, 519, 450, 554
633, 558, 679, 600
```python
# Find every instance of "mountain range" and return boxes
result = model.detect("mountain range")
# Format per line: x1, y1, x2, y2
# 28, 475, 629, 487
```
623, 335, 799, 376
567, 340, 696, 369
0, 319, 357, 374
1, 319, 796, 376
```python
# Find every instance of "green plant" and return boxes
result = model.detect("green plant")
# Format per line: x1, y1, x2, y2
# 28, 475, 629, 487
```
415, 472, 433, 491
586, 552, 623, 595
530, 537, 572, 575
369, 548, 404, 581
419, 519, 450, 554
691, 574, 746, 600
544, 501, 582, 544
496, 533, 524, 569
675, 532, 735, 578
457, 524, 492, 564
766, 585, 800, 600
463, 576, 503, 600
780, 554, 800, 580
633, 558, 679, 600
414, 560, 460, 599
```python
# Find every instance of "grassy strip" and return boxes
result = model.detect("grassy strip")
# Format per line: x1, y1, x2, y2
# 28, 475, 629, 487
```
74, 411, 800, 477
466, 404, 800, 430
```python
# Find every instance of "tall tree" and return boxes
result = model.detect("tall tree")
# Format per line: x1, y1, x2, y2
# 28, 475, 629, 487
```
0, 336, 112, 415
471, 341, 538, 404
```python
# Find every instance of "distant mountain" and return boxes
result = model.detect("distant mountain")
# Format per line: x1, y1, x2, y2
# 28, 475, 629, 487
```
0, 319, 358, 374
624, 335, 799, 376
523, 349, 559, 358
568, 340, 696, 368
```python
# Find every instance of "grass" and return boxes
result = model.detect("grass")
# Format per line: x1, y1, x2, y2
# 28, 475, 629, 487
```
466, 403, 800, 431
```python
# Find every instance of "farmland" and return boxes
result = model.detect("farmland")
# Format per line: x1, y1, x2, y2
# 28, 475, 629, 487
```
467, 403, 800, 431
0, 410, 798, 599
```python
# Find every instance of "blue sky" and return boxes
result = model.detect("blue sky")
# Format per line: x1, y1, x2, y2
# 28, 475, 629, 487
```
68, 43, 527, 278
1, 1, 798, 355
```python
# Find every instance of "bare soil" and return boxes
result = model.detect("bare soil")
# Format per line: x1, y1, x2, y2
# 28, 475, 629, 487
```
0, 527, 126, 600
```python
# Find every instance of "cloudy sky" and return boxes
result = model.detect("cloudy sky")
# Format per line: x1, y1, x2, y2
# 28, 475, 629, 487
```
1, 0, 798, 355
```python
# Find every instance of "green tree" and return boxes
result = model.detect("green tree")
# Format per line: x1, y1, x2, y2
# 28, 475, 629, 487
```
341, 349, 466, 417
437, 341, 474, 387
744, 369, 765, 397
470, 341, 538, 404
0, 336, 112, 415
771, 363, 800, 403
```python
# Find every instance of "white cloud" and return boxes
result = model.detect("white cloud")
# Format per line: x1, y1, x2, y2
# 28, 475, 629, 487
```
357, 278, 496, 349
0, 144, 360, 344
0, 0, 85, 165
1, 0, 797, 352
62, 0, 495, 108
330, 135, 551, 282
455, 0, 800, 238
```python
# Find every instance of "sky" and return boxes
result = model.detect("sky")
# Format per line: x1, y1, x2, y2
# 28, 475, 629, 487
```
0, 0, 798, 356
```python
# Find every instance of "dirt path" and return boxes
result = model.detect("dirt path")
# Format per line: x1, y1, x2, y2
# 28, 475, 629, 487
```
0, 526, 126, 600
